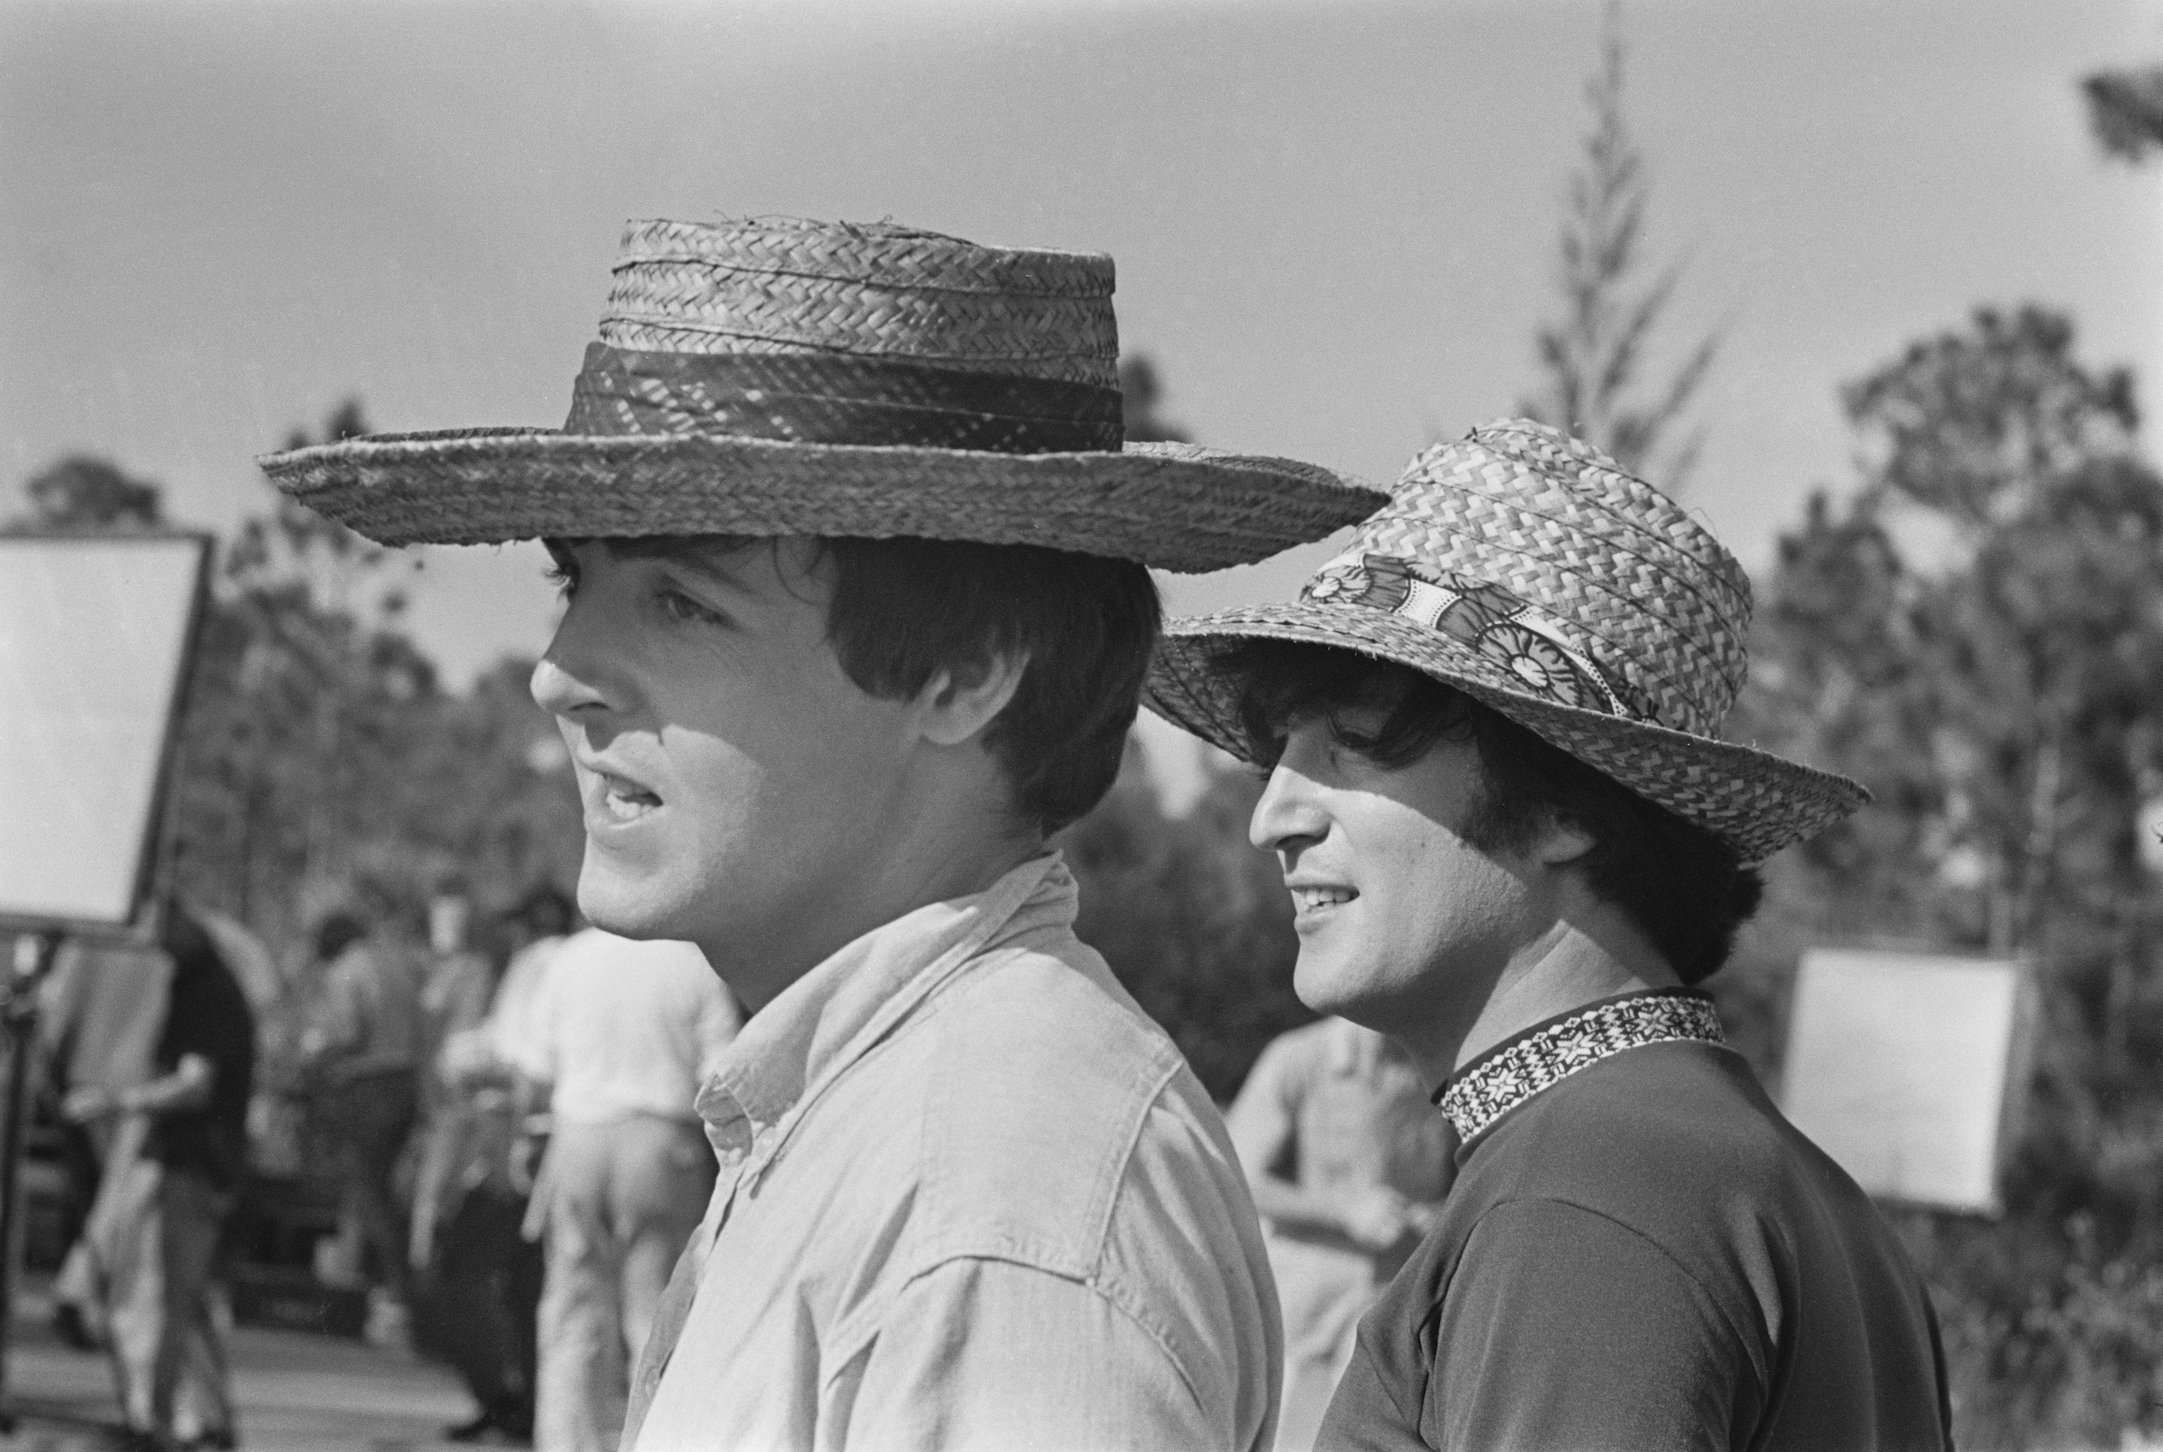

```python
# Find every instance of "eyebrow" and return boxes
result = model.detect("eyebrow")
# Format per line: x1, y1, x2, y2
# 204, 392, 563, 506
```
557, 535, 770, 594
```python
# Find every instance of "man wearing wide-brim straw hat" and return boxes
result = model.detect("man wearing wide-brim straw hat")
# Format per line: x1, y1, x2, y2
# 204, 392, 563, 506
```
1147, 419, 1954, 1450
263, 215, 1380, 1452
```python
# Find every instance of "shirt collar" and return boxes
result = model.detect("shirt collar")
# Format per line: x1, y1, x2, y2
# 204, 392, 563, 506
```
695, 852, 1074, 1163
1433, 988, 1724, 1148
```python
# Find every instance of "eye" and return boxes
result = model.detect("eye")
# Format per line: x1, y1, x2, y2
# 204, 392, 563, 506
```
656, 585, 730, 629
541, 544, 580, 599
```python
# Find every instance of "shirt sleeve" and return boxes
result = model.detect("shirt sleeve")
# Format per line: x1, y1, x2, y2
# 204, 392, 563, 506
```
1400, 1198, 1762, 1451
836, 1256, 1220, 1452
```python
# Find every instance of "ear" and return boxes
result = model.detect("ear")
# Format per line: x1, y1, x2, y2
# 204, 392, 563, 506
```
916, 648, 1031, 748
1529, 809, 1597, 868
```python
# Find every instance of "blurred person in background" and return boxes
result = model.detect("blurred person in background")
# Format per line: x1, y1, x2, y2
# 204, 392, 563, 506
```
408, 885, 574, 1445
482, 885, 576, 1074
1147, 420, 1951, 1449
40, 935, 175, 1352
296, 906, 423, 1314
64, 903, 256, 1452
504, 927, 735, 1452
420, 878, 496, 1094
1226, 1018, 1453, 1452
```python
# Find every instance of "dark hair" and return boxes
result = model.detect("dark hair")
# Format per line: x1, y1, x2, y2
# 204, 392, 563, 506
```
159, 904, 227, 982
313, 911, 368, 963
592, 534, 1161, 835
1221, 639, 1763, 985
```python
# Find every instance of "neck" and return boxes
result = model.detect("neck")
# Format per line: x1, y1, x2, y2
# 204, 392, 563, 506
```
702, 787, 1043, 1016
1398, 887, 1681, 1090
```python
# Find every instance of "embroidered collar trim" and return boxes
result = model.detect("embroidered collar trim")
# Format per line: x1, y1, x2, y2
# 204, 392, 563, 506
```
1434, 989, 1724, 1146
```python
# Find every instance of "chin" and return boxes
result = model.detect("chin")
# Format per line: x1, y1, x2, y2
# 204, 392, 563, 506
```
1292, 947, 1364, 1020
1296, 948, 1425, 1038
575, 856, 694, 942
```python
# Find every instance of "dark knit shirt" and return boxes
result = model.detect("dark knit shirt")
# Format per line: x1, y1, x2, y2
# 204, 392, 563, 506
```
1318, 989, 1954, 1452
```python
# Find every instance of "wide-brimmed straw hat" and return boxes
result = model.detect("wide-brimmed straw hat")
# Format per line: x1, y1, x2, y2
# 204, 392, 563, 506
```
258, 216, 1380, 570
1146, 419, 1868, 862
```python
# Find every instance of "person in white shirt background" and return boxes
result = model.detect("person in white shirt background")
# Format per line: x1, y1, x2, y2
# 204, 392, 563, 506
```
500, 925, 737, 1452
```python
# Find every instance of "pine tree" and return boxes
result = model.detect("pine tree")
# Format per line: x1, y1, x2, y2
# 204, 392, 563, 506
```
1518, 2, 1718, 491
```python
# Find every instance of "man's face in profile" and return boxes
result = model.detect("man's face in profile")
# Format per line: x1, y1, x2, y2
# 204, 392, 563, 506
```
1250, 706, 1541, 1042
530, 536, 921, 959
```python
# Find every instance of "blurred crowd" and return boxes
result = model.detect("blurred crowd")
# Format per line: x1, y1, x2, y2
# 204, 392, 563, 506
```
32, 881, 737, 1452
23, 876, 1470, 1452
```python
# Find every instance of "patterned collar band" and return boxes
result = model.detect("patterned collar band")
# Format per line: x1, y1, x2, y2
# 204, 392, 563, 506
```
1434, 989, 1725, 1146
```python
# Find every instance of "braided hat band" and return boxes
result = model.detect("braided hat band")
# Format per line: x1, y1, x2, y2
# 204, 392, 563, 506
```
258, 216, 1380, 570
1146, 419, 1868, 863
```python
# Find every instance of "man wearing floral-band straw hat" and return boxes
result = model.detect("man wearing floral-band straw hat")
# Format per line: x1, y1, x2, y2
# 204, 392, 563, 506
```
1148, 419, 1953, 1451
262, 215, 1382, 1452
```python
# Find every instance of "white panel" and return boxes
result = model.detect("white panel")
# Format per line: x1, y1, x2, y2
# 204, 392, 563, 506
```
0, 536, 208, 926
1780, 948, 2029, 1215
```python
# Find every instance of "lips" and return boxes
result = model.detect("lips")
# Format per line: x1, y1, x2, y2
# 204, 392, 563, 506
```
579, 757, 664, 828
1287, 881, 1359, 922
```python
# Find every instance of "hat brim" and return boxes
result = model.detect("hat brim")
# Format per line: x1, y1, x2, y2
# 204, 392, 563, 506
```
256, 428, 1384, 572
1146, 602, 1869, 864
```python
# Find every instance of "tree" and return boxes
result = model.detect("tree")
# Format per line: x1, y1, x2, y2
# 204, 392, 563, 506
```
1517, 2, 1718, 490
8, 455, 165, 531
152, 400, 582, 965
1119, 355, 1190, 444
1734, 304, 2163, 1445
1063, 744, 1308, 1102
2084, 68, 2163, 162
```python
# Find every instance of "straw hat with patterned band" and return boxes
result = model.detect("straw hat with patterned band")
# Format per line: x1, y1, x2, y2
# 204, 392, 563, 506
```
1146, 418, 1870, 864
257, 216, 1381, 570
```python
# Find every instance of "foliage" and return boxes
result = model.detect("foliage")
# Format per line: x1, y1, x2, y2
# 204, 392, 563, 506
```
1120, 355, 1190, 444
1516, 1, 1718, 490
1735, 304, 2163, 1445
2085, 68, 2163, 164
10, 456, 166, 531
1063, 744, 1310, 1102
10, 406, 585, 975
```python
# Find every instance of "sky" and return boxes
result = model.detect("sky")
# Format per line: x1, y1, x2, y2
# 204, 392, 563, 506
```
5, 0, 2160, 788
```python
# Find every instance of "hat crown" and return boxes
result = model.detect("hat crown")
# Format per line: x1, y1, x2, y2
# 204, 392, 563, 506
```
597, 216, 1120, 388
1308, 419, 1752, 737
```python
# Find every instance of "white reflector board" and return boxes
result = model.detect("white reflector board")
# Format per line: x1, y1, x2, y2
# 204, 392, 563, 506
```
1781, 948, 2034, 1216
0, 534, 211, 930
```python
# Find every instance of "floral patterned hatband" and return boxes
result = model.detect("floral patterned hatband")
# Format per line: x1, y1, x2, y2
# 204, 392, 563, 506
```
1301, 552, 1648, 722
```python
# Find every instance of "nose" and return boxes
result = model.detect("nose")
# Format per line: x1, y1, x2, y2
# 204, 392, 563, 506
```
529, 596, 614, 722
1250, 758, 1329, 857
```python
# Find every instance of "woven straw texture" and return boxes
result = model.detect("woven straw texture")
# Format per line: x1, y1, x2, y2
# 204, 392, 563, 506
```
260, 216, 1377, 565
1145, 419, 1868, 862
265, 429, 1380, 571
603, 218, 1119, 384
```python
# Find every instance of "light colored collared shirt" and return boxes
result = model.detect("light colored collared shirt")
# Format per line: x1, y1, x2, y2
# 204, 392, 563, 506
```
505, 928, 738, 1127
623, 853, 1281, 1452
